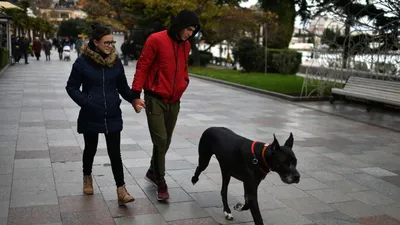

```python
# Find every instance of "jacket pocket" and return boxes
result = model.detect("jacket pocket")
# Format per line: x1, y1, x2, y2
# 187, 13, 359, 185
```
150, 70, 160, 91
144, 95, 166, 115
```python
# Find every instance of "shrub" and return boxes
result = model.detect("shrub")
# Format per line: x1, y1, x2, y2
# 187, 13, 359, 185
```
0, 48, 9, 70
189, 50, 213, 66
267, 49, 302, 74
374, 62, 397, 75
232, 37, 263, 72
353, 61, 369, 71
232, 37, 302, 74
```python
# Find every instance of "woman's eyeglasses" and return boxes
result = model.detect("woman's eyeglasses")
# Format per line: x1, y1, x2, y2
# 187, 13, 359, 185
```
103, 41, 116, 47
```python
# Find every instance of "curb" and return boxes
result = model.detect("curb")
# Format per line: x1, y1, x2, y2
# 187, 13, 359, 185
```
189, 73, 329, 102
0, 63, 10, 77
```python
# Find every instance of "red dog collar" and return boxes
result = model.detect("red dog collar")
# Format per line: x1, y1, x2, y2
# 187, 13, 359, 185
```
251, 141, 270, 175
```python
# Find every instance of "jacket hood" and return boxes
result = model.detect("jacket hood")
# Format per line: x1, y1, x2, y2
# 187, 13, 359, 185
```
80, 40, 117, 67
167, 9, 200, 42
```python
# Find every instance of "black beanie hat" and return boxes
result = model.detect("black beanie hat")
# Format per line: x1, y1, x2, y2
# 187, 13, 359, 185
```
167, 9, 200, 41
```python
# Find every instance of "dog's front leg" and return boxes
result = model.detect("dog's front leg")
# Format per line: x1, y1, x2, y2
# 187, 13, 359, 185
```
245, 182, 264, 225
234, 183, 250, 211
221, 172, 233, 220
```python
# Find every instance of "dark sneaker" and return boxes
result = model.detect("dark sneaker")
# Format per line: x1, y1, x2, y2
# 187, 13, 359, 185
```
157, 180, 169, 201
144, 170, 158, 187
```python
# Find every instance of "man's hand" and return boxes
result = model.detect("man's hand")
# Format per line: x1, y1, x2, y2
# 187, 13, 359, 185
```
132, 98, 145, 113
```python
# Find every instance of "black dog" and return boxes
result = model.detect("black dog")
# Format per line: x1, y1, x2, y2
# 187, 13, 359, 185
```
191, 127, 300, 225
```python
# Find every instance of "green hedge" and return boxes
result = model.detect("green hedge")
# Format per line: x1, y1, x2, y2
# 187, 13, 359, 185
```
0, 48, 9, 70
267, 49, 302, 74
232, 37, 302, 74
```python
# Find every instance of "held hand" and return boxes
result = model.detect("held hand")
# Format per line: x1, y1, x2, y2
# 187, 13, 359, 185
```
132, 98, 145, 113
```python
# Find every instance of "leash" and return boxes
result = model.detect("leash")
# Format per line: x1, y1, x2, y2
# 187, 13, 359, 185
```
251, 141, 270, 174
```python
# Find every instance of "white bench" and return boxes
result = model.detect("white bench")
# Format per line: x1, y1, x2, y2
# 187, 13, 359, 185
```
330, 76, 400, 111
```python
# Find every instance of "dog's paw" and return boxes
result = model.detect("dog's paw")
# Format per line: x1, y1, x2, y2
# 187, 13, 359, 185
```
233, 203, 244, 211
191, 176, 199, 185
224, 211, 233, 220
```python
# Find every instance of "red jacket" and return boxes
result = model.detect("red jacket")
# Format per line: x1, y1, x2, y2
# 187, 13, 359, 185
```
131, 30, 191, 104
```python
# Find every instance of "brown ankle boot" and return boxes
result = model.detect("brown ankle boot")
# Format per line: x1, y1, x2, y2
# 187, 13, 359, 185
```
83, 175, 93, 195
117, 185, 135, 205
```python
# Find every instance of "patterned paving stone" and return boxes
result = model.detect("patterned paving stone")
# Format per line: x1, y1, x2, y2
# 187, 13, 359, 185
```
260, 207, 314, 225
382, 175, 400, 187
14, 150, 49, 159
304, 211, 362, 225
10, 190, 58, 207
347, 190, 396, 206
167, 217, 220, 225
189, 191, 236, 208
61, 209, 115, 225
306, 188, 354, 204
330, 200, 384, 219
357, 215, 400, 225
155, 201, 210, 221
106, 198, 158, 218
7, 205, 61, 225
0, 201, 9, 218
114, 214, 168, 225
264, 185, 311, 200
359, 167, 398, 177
58, 194, 108, 213
280, 197, 336, 215
13, 158, 51, 169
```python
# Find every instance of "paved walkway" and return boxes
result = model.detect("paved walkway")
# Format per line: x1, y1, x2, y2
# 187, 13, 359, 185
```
1, 52, 400, 225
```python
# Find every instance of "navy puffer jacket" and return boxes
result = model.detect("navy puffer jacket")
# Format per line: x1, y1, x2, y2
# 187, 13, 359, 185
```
66, 41, 134, 134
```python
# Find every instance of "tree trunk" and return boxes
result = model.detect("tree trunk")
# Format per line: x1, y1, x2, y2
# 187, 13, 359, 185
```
342, 17, 351, 69
189, 38, 200, 66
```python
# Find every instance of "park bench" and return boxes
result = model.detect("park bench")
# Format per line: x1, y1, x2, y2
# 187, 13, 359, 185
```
330, 76, 400, 111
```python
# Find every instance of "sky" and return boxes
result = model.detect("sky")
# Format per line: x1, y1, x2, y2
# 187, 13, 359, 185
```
239, 0, 305, 28
239, 0, 258, 8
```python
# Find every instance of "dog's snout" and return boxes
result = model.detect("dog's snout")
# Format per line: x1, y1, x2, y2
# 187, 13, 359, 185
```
293, 173, 300, 183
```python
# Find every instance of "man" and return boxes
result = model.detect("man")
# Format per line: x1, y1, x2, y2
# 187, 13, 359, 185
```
120, 39, 130, 66
19, 35, 30, 64
131, 9, 200, 201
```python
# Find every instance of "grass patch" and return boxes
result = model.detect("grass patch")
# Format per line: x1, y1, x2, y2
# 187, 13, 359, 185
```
189, 66, 306, 95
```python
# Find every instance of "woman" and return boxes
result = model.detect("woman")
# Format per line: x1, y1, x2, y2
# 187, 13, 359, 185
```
65, 23, 135, 205
32, 37, 42, 60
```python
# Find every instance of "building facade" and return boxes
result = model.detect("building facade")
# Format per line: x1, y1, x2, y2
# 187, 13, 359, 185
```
40, 8, 87, 23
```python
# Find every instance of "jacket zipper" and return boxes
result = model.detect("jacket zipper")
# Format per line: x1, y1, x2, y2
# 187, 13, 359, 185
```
169, 43, 179, 103
102, 68, 109, 134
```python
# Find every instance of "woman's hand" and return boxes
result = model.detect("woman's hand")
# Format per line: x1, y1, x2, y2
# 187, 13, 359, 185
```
132, 98, 145, 113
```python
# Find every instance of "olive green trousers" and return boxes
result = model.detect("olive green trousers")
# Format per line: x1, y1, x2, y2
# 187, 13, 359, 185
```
145, 95, 180, 180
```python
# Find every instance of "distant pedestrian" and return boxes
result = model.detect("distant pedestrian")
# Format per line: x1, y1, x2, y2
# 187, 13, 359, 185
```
57, 42, 63, 60
120, 39, 130, 66
75, 37, 83, 57
32, 37, 42, 60
43, 39, 52, 61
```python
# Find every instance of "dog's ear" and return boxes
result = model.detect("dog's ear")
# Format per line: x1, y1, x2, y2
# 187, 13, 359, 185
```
271, 134, 280, 151
284, 132, 294, 148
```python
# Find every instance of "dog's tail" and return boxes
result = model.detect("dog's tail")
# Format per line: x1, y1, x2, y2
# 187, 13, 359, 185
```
192, 129, 214, 185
